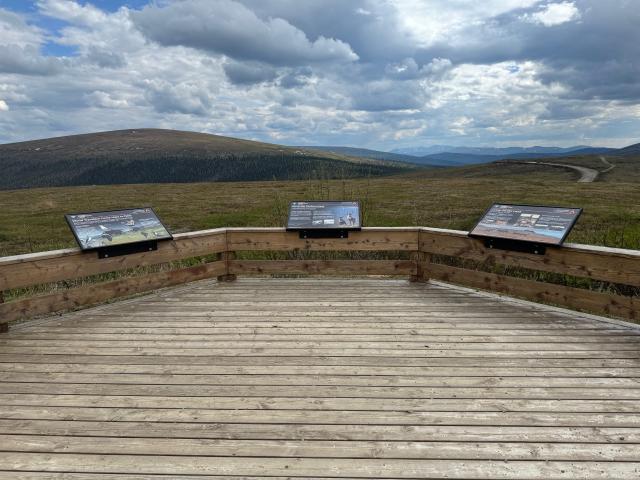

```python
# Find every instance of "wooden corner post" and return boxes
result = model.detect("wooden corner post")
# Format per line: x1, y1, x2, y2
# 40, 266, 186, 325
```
409, 228, 419, 282
0, 291, 7, 333
217, 231, 237, 282
410, 229, 431, 282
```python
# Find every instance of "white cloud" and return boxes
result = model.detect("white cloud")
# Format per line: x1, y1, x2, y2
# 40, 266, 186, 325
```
36, 0, 108, 26
132, 0, 359, 66
393, 0, 540, 46
85, 90, 129, 109
0, 9, 45, 47
523, 2, 581, 27
0, 8, 64, 76
0, 0, 637, 149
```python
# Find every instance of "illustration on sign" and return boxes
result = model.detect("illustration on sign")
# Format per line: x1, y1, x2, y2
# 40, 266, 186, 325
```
65, 208, 173, 250
470, 204, 582, 245
287, 201, 361, 230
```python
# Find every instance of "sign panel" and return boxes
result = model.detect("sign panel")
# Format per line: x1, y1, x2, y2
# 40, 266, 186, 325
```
470, 204, 582, 246
287, 201, 361, 230
66, 208, 172, 251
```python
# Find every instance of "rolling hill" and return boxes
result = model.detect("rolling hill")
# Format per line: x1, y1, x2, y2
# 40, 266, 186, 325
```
301, 144, 621, 168
414, 149, 618, 167
0, 129, 414, 190
391, 144, 612, 157
616, 142, 640, 156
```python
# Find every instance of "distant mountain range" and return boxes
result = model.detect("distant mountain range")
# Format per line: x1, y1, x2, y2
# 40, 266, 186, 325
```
300, 144, 630, 168
2, 129, 636, 190
390, 145, 612, 157
0, 129, 414, 190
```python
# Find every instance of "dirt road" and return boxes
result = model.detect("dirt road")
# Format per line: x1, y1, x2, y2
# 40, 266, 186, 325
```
525, 161, 600, 182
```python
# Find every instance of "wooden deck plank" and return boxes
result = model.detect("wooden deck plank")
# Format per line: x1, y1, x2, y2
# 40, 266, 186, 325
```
1, 394, 639, 412
3, 405, 640, 426
2, 435, 638, 461
9, 332, 640, 342
1, 278, 639, 478
1, 347, 638, 358
4, 339, 640, 350
2, 354, 639, 367
2, 383, 640, 399
2, 363, 639, 376
2, 452, 640, 479
2, 419, 639, 443
2, 372, 640, 388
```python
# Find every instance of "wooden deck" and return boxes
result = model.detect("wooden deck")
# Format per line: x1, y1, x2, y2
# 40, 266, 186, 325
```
1, 277, 639, 479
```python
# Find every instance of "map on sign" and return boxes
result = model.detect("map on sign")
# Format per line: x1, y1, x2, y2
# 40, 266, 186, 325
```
65, 208, 172, 251
470, 204, 582, 246
287, 201, 361, 230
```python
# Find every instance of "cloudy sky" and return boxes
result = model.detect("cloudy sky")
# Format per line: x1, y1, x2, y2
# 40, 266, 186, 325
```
0, 0, 639, 149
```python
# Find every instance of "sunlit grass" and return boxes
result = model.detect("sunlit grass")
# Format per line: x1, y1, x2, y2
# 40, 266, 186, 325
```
1, 168, 639, 257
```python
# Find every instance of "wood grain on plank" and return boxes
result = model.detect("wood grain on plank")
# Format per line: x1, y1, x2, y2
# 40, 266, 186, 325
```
427, 262, 639, 321
226, 227, 419, 251
229, 259, 415, 276
1, 277, 639, 478
420, 227, 640, 287
2, 452, 640, 479
0, 261, 225, 323
0, 229, 226, 291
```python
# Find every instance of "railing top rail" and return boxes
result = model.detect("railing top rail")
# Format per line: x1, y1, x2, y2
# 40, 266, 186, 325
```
0, 228, 228, 267
225, 227, 422, 233
419, 226, 640, 258
1, 225, 639, 267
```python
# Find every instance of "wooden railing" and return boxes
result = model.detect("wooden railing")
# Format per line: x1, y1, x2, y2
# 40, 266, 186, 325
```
1, 226, 638, 330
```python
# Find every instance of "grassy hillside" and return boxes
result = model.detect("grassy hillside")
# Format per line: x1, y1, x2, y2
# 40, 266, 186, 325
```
0, 129, 413, 189
413, 153, 639, 182
1, 165, 638, 257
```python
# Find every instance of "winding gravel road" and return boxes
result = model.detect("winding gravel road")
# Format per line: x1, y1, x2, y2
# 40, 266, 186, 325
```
525, 161, 600, 182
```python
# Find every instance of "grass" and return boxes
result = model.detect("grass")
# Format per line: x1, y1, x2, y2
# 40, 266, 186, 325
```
1, 164, 639, 257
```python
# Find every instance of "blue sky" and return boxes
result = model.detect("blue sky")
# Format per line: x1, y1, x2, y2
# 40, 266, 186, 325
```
0, 1, 639, 149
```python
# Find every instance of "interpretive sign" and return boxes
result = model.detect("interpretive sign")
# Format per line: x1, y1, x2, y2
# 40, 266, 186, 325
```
65, 208, 172, 252
287, 201, 361, 239
470, 204, 582, 247
287, 201, 361, 230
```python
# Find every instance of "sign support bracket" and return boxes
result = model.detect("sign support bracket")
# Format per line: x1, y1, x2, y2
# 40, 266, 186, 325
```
297, 229, 350, 239
484, 237, 546, 255
97, 240, 158, 259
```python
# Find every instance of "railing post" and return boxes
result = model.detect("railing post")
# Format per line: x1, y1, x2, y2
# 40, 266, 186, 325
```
410, 252, 431, 282
409, 229, 424, 282
217, 251, 237, 282
216, 230, 237, 282
0, 291, 7, 333
410, 230, 431, 283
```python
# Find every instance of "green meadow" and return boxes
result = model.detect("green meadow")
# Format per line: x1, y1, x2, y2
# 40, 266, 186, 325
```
1, 164, 639, 257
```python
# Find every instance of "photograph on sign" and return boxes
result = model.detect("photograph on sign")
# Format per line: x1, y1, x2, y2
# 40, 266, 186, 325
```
65, 208, 172, 251
287, 201, 361, 230
470, 204, 582, 246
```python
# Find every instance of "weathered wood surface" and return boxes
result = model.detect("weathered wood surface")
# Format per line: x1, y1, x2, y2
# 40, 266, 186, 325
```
2, 226, 639, 329
0, 278, 639, 478
427, 262, 639, 321
420, 227, 640, 287
227, 227, 419, 251
0, 229, 227, 291
0, 261, 225, 324
230, 259, 416, 275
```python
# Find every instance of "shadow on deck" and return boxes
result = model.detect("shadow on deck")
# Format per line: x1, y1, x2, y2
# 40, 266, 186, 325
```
1, 277, 639, 478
